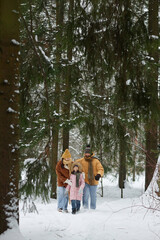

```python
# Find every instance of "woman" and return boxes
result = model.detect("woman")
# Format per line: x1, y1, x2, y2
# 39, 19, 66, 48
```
56, 149, 73, 212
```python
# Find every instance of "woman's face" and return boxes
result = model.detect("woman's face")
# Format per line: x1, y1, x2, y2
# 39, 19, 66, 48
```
73, 166, 79, 172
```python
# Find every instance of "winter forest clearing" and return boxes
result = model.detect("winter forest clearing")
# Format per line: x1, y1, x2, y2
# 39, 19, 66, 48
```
0, 0, 160, 239
1, 171, 160, 240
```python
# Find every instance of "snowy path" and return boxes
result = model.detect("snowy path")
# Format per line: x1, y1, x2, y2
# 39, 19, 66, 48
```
18, 176, 160, 240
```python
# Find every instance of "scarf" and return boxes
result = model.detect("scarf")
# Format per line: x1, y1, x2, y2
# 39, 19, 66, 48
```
63, 159, 72, 175
72, 171, 81, 187
84, 156, 95, 185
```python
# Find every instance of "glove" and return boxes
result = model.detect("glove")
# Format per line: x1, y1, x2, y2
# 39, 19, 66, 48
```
64, 179, 72, 186
95, 174, 101, 181
78, 187, 83, 194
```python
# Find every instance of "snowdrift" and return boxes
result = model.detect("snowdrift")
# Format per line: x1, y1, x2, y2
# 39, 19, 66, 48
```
141, 155, 160, 210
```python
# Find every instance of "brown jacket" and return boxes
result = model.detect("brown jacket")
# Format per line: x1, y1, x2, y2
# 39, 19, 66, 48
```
56, 160, 70, 187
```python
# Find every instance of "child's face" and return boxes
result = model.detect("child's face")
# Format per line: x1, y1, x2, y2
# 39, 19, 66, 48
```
73, 166, 79, 172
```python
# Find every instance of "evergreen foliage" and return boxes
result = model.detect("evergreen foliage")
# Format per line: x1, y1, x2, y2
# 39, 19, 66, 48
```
20, 158, 51, 202
19, 0, 159, 201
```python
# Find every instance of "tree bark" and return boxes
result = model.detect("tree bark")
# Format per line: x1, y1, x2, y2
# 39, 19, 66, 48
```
145, 0, 158, 190
0, 0, 20, 234
51, 83, 60, 199
118, 64, 127, 191
116, 1, 130, 192
145, 125, 158, 190
62, 0, 74, 151
50, 0, 64, 199
118, 123, 126, 190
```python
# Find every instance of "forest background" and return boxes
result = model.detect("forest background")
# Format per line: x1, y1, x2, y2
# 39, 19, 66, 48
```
0, 0, 159, 235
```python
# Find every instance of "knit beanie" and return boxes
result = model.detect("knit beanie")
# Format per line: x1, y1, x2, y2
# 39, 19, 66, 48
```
62, 149, 71, 159
85, 144, 91, 154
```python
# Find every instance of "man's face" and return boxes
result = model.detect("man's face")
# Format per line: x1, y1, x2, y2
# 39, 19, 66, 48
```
85, 153, 91, 158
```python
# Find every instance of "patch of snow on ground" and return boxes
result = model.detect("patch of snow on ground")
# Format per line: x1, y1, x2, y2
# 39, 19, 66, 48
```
18, 173, 160, 240
1, 172, 160, 240
0, 226, 26, 240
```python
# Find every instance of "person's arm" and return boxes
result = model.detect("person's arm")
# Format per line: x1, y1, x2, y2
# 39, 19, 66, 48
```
76, 158, 83, 163
56, 162, 67, 183
97, 160, 104, 176
66, 181, 71, 192
95, 160, 104, 180
80, 173, 85, 189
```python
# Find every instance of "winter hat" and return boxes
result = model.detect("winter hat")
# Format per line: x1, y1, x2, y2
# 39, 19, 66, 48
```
71, 162, 83, 173
85, 144, 92, 154
62, 149, 71, 159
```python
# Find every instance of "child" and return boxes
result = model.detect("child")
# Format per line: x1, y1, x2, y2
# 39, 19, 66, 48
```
66, 162, 85, 214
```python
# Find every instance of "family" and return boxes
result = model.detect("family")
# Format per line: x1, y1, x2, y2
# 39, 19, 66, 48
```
56, 145, 104, 214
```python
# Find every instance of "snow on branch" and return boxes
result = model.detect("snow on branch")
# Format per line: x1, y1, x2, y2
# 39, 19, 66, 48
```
38, 46, 53, 68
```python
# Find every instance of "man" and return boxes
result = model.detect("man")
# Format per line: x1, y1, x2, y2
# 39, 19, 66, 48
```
76, 145, 104, 209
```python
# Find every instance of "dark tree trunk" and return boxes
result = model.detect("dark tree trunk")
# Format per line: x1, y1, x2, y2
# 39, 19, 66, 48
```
62, 0, 74, 152
50, 0, 64, 199
118, 65, 127, 191
116, 1, 130, 193
118, 123, 126, 190
145, 125, 158, 190
145, 0, 158, 190
51, 83, 60, 199
0, 0, 20, 234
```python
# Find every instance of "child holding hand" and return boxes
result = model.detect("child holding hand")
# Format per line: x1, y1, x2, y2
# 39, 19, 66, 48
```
66, 162, 85, 214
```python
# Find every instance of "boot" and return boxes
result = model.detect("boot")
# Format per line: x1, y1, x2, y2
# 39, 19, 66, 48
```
72, 209, 76, 214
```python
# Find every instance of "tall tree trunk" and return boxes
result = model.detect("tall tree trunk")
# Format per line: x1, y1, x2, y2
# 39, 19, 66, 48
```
118, 123, 126, 190
100, 142, 103, 197
145, 125, 158, 190
118, 64, 127, 192
145, 0, 158, 190
117, 1, 130, 193
0, 0, 20, 234
62, 0, 74, 151
51, 83, 60, 199
50, 0, 64, 199
62, 65, 71, 151
132, 149, 136, 182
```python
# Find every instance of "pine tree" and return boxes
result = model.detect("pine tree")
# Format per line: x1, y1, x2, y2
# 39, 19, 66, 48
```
18, 0, 159, 201
62, 0, 74, 151
0, 0, 20, 233
50, 0, 65, 199
145, 0, 159, 190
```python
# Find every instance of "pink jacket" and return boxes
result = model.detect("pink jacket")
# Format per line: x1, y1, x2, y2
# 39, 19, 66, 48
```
66, 173, 85, 201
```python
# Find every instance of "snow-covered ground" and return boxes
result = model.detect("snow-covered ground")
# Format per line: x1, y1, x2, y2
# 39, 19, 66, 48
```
1, 174, 160, 240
